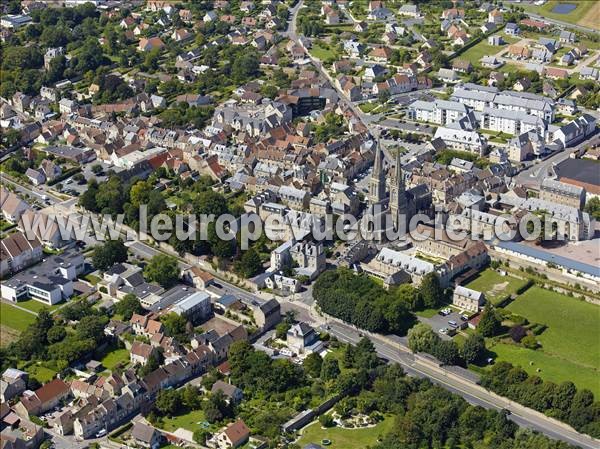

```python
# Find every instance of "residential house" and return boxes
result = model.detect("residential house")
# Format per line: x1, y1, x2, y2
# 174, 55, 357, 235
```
0, 188, 29, 224
488, 9, 503, 24
437, 68, 459, 84
0, 368, 28, 402
138, 37, 165, 52
131, 423, 162, 449
481, 56, 503, 69
25, 168, 45, 186
368, 46, 393, 63
211, 380, 243, 404
15, 379, 70, 417
0, 231, 43, 277
453, 286, 485, 313
209, 420, 250, 449
559, 30, 576, 44
130, 342, 156, 366
507, 44, 530, 60
252, 298, 281, 330
488, 35, 504, 46
452, 59, 472, 73
398, 4, 420, 18
505, 22, 520, 36
287, 322, 320, 354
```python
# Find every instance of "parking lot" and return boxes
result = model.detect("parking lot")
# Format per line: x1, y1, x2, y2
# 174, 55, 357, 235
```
421, 309, 469, 340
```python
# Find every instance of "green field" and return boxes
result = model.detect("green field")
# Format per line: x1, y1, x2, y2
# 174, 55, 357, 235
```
158, 409, 207, 432
100, 347, 130, 371
0, 302, 36, 331
296, 415, 394, 449
15, 299, 60, 313
506, 287, 600, 370
521, 1, 599, 30
25, 363, 58, 383
488, 341, 600, 397
310, 43, 340, 62
466, 269, 529, 305
459, 34, 520, 65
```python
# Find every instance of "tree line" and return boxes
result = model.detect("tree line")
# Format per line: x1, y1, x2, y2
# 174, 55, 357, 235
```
313, 268, 448, 335
481, 362, 600, 438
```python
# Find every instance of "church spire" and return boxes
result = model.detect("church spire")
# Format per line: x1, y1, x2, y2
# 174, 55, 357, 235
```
395, 149, 404, 190
368, 142, 386, 205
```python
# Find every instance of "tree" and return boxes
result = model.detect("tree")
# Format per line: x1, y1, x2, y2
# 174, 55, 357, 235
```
92, 239, 128, 271
47, 325, 66, 344
91, 164, 103, 175
155, 389, 181, 416
160, 313, 189, 342
320, 356, 340, 381
319, 414, 335, 427
420, 273, 444, 309
235, 248, 262, 278
584, 196, 600, 220
144, 254, 179, 288
181, 385, 202, 410
433, 339, 461, 365
275, 322, 290, 340
193, 429, 209, 445
407, 323, 437, 353
460, 334, 486, 365
76, 315, 107, 343
114, 294, 143, 321
203, 390, 232, 423
478, 304, 502, 337
303, 353, 323, 378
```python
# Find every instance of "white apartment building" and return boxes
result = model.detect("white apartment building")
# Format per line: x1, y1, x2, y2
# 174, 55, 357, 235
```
433, 126, 488, 155
408, 99, 469, 125
481, 107, 547, 137
452, 84, 555, 122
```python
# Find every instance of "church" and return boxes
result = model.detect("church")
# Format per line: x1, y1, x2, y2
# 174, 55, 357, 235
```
363, 144, 431, 240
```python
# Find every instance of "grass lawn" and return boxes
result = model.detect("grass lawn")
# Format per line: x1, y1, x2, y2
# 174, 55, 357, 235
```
100, 347, 130, 371
25, 363, 58, 383
522, 1, 599, 30
506, 287, 600, 370
359, 102, 379, 114
158, 409, 207, 433
459, 34, 520, 65
83, 274, 102, 285
15, 299, 60, 313
415, 308, 441, 318
466, 269, 528, 305
310, 43, 340, 62
0, 302, 36, 331
296, 415, 394, 449
488, 341, 600, 397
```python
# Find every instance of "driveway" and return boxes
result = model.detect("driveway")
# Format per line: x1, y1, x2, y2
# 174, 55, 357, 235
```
419, 310, 468, 340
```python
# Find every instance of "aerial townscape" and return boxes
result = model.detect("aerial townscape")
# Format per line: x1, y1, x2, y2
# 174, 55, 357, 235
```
1, 0, 599, 449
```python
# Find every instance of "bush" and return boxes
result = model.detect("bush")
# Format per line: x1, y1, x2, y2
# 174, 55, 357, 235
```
319, 414, 335, 428
521, 335, 538, 349
509, 325, 527, 343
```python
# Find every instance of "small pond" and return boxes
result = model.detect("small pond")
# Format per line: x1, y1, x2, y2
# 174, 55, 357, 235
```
551, 3, 577, 14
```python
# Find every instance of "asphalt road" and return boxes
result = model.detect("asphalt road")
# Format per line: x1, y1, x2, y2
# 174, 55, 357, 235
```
319, 321, 599, 449
513, 131, 600, 189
